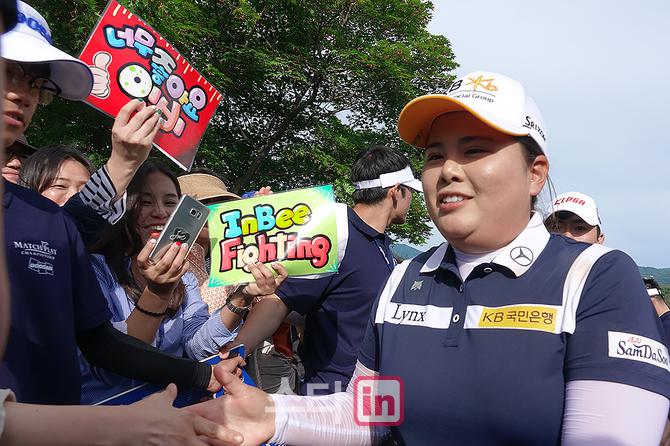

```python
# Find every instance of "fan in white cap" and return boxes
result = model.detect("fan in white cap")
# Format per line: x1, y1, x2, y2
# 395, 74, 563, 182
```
0, 1, 93, 100
544, 191, 604, 245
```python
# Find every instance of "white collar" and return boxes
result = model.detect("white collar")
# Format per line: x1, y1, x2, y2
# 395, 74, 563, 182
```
420, 213, 550, 277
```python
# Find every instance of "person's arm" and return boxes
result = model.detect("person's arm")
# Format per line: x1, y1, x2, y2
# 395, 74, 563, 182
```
125, 239, 189, 344
105, 99, 160, 203
186, 361, 387, 446
225, 295, 290, 354
74, 100, 160, 231
562, 380, 668, 445
1, 385, 241, 446
226, 273, 332, 354
77, 321, 214, 391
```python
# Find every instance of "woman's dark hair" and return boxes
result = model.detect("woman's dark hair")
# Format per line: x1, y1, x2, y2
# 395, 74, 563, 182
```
351, 145, 412, 205
93, 160, 184, 313
19, 145, 94, 193
517, 136, 555, 211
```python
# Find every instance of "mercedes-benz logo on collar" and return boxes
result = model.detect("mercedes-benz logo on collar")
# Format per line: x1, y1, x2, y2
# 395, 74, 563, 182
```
510, 246, 534, 267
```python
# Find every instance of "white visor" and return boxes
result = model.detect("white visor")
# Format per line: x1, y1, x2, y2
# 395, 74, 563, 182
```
648, 288, 661, 297
353, 165, 423, 192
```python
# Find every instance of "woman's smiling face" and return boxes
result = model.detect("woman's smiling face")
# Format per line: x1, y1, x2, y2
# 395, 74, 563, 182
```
421, 112, 548, 253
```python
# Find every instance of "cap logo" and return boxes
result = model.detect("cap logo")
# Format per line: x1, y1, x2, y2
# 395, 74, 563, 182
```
554, 196, 586, 207
17, 11, 52, 43
523, 116, 546, 141
465, 75, 498, 92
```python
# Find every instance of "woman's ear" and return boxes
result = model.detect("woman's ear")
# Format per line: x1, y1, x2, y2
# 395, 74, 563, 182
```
529, 154, 549, 197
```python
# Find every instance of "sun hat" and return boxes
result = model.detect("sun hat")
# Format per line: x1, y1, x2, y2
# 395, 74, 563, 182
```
546, 191, 601, 227
178, 173, 240, 202
0, 1, 93, 100
398, 70, 547, 154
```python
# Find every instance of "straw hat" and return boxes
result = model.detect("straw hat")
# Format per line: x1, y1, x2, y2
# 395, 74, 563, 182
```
178, 173, 240, 202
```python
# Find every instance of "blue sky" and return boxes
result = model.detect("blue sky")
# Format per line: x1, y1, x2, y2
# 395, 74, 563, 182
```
409, 0, 670, 267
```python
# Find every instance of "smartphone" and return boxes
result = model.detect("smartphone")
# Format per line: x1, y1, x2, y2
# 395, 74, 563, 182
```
149, 194, 210, 261
226, 344, 246, 359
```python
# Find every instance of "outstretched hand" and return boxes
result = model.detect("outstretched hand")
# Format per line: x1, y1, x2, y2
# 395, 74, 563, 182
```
186, 368, 276, 446
130, 383, 244, 446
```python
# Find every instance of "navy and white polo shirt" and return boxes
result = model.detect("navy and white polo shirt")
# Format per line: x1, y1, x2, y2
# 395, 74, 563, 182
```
277, 204, 395, 395
0, 181, 112, 404
359, 214, 670, 445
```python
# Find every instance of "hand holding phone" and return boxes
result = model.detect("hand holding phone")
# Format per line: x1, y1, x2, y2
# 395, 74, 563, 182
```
136, 235, 190, 298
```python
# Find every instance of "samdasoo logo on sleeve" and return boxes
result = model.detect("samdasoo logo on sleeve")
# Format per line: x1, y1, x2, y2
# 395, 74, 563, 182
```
608, 331, 670, 372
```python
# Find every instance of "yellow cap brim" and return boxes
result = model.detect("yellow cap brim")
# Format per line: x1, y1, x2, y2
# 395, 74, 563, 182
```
397, 95, 526, 148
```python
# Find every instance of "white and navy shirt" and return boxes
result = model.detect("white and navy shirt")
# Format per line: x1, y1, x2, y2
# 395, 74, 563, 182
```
359, 214, 670, 445
78, 165, 126, 224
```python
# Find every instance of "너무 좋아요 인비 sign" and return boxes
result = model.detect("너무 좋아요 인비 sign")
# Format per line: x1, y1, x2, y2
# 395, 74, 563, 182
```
207, 185, 339, 286
79, 0, 222, 170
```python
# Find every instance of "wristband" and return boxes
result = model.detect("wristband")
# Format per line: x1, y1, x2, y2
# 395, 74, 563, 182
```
135, 301, 168, 317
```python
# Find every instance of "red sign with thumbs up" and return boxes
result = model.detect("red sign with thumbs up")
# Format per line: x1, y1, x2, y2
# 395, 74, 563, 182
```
79, 0, 222, 170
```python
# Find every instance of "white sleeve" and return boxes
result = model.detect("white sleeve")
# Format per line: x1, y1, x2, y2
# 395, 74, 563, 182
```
0, 389, 15, 437
268, 361, 389, 446
78, 166, 127, 224
562, 380, 669, 446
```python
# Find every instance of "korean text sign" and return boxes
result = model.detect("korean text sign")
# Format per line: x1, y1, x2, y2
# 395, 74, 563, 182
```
208, 185, 339, 286
79, 0, 222, 170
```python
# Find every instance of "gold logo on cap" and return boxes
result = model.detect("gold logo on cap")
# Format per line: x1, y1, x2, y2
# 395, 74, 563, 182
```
466, 75, 498, 92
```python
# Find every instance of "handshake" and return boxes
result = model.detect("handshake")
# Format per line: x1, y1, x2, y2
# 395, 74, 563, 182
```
137, 350, 277, 446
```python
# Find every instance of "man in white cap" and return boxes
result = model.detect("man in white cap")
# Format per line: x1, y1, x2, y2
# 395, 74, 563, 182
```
225, 145, 422, 396
544, 191, 604, 245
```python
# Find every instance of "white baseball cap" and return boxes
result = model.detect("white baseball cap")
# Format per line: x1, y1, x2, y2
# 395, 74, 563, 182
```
353, 165, 422, 193
397, 70, 548, 154
547, 191, 601, 227
0, 1, 93, 100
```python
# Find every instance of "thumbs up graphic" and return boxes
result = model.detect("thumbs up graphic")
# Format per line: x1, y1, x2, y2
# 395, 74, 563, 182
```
90, 51, 112, 99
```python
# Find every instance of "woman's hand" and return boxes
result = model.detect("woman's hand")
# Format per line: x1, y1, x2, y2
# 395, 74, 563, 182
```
207, 355, 246, 392
106, 99, 163, 200
136, 238, 190, 298
240, 262, 288, 300
111, 99, 162, 168
186, 368, 275, 446
129, 383, 244, 446
254, 186, 273, 196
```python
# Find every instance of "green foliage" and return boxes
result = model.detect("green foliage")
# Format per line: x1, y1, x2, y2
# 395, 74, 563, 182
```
27, 0, 457, 244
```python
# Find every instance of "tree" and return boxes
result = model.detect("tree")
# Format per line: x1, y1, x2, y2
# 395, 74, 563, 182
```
29, 0, 457, 244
